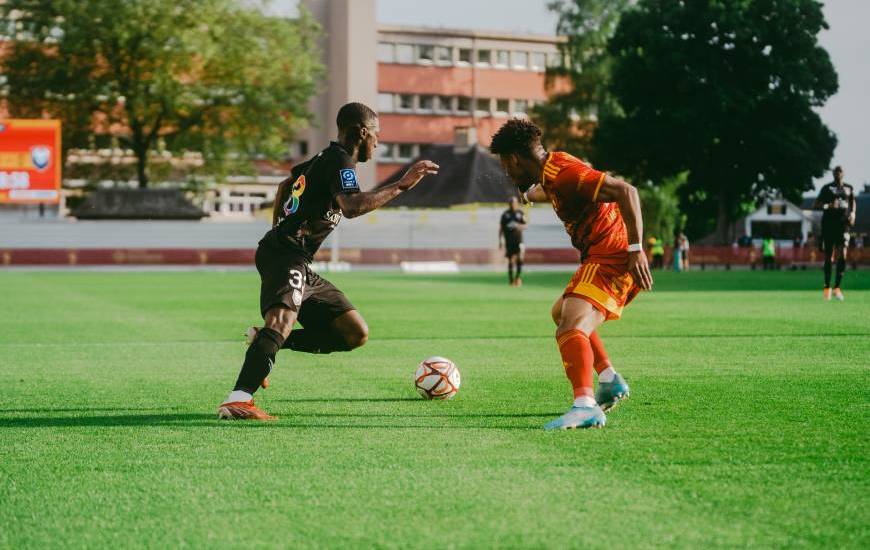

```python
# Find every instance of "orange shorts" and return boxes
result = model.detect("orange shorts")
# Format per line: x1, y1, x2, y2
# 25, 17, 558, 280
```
563, 261, 640, 320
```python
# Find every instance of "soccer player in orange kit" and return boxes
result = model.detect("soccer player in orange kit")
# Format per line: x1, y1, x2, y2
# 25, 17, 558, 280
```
489, 119, 653, 430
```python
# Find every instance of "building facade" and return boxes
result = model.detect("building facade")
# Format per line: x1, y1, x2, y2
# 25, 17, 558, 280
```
300, 0, 565, 188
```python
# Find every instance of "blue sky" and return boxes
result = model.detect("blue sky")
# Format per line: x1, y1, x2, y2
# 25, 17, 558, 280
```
267, 0, 869, 190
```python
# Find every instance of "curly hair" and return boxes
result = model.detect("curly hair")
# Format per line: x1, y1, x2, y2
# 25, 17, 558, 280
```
489, 118, 543, 158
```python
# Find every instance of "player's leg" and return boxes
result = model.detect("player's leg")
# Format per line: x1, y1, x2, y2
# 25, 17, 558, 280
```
514, 245, 524, 286
281, 272, 367, 353
544, 296, 607, 430
823, 239, 834, 299
833, 244, 847, 300
219, 305, 294, 420
507, 255, 515, 285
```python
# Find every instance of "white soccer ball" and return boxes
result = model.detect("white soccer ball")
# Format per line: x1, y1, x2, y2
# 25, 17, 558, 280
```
414, 356, 461, 400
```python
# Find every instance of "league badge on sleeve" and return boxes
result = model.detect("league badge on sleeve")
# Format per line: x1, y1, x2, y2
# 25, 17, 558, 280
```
339, 168, 360, 190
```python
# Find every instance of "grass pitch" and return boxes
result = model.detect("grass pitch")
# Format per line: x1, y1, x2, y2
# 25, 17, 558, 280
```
0, 269, 868, 548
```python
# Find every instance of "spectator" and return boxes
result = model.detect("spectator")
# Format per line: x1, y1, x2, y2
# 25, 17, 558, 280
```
677, 232, 690, 271
647, 235, 664, 269
762, 236, 776, 270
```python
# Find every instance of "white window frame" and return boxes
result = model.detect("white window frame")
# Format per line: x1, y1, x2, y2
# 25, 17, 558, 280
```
530, 52, 547, 72
417, 44, 435, 65
435, 95, 454, 114
513, 51, 529, 70
377, 92, 395, 113
456, 96, 472, 114
377, 42, 395, 63
435, 46, 453, 65
494, 50, 510, 68
397, 93, 415, 112
418, 94, 435, 113
475, 97, 492, 116
476, 49, 492, 66
495, 98, 510, 116
396, 44, 414, 64
457, 48, 472, 65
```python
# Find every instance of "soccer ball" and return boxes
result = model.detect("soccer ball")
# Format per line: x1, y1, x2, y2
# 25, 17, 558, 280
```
414, 357, 460, 400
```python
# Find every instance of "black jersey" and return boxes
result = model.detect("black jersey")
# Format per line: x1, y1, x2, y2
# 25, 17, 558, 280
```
262, 142, 361, 260
500, 209, 527, 243
818, 182, 854, 226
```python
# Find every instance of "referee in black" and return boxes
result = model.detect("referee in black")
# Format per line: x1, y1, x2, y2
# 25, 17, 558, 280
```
499, 197, 528, 286
219, 102, 438, 420
813, 166, 856, 301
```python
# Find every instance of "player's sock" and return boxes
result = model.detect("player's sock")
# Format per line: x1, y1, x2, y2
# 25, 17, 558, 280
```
515, 259, 523, 280
824, 258, 832, 287
835, 257, 845, 287
508, 261, 515, 284
232, 327, 284, 394
224, 390, 253, 404
573, 395, 597, 408
283, 328, 351, 354
588, 331, 615, 382
556, 329, 594, 402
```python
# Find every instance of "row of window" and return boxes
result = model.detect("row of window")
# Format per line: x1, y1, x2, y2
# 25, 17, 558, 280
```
378, 42, 561, 72
378, 143, 429, 163
377, 92, 537, 117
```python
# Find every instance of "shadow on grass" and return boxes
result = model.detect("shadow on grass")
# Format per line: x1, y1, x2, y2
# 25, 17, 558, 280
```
0, 410, 553, 429
275, 397, 420, 403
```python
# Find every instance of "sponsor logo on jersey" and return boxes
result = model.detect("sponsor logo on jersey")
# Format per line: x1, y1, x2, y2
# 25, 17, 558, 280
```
283, 175, 307, 216
339, 168, 359, 190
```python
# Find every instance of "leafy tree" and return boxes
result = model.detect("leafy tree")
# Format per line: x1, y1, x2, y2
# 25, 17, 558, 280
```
1, 0, 322, 187
594, 0, 837, 242
638, 171, 686, 244
533, 0, 629, 157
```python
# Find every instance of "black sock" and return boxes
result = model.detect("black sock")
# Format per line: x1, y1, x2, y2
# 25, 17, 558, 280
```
516, 260, 523, 279
283, 328, 351, 354
835, 258, 845, 287
233, 327, 284, 394
508, 262, 515, 283
823, 258, 832, 287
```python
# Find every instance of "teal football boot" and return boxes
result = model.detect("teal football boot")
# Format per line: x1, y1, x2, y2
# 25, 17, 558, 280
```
595, 373, 630, 413
543, 404, 606, 430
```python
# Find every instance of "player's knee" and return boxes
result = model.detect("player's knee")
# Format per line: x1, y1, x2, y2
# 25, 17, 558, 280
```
344, 322, 369, 350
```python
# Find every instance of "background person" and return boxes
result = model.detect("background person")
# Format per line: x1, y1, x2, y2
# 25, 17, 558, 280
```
498, 197, 528, 286
813, 166, 856, 300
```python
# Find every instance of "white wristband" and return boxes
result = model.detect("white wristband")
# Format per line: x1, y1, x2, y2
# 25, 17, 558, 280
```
627, 243, 643, 253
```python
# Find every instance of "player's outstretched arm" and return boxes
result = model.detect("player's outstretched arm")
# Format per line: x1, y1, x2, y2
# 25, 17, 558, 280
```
596, 175, 653, 290
336, 160, 439, 218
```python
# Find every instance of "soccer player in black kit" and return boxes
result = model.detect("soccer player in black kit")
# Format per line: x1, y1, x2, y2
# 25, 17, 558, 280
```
498, 197, 528, 286
813, 166, 856, 301
219, 103, 438, 420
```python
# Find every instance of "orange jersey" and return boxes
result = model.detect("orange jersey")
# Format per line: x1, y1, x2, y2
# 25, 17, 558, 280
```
540, 151, 628, 263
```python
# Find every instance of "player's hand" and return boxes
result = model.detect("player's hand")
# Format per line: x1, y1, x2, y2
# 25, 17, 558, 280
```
498, 241, 503, 250
628, 250, 653, 290
848, 212, 856, 226
398, 160, 439, 191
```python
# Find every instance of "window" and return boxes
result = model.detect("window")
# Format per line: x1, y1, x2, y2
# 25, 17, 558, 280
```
378, 143, 394, 161
495, 99, 509, 114
513, 51, 529, 69
475, 97, 491, 114
436, 95, 453, 112
396, 44, 414, 64
531, 52, 546, 71
435, 46, 452, 64
458, 48, 472, 64
417, 45, 434, 63
547, 52, 562, 68
397, 143, 414, 160
377, 42, 395, 63
377, 93, 394, 113
398, 94, 414, 111
495, 50, 510, 67
457, 96, 471, 113
513, 99, 528, 115
418, 95, 434, 111
476, 49, 491, 65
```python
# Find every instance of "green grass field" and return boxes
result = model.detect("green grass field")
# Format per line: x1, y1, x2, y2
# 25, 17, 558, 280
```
1, 269, 868, 548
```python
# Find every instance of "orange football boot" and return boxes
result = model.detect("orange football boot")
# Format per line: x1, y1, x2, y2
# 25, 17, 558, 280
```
823, 288, 832, 301
217, 400, 276, 421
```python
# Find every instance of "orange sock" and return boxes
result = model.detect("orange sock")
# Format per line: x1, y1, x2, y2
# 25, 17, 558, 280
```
556, 329, 594, 399
589, 331, 612, 374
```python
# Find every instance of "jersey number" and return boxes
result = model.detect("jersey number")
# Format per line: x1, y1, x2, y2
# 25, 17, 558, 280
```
283, 175, 307, 216
288, 270, 304, 290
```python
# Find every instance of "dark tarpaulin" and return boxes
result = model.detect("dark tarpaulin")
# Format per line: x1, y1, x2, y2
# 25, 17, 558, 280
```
377, 144, 520, 207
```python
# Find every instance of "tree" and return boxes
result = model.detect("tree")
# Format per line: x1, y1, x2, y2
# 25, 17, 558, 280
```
638, 171, 686, 244
594, 0, 837, 242
532, 0, 630, 157
1, 0, 322, 188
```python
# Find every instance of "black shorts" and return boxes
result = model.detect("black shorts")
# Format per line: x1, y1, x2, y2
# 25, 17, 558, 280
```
821, 219, 848, 248
505, 240, 524, 258
255, 240, 355, 326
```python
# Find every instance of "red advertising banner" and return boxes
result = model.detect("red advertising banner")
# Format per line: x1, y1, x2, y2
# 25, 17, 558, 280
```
0, 119, 62, 204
